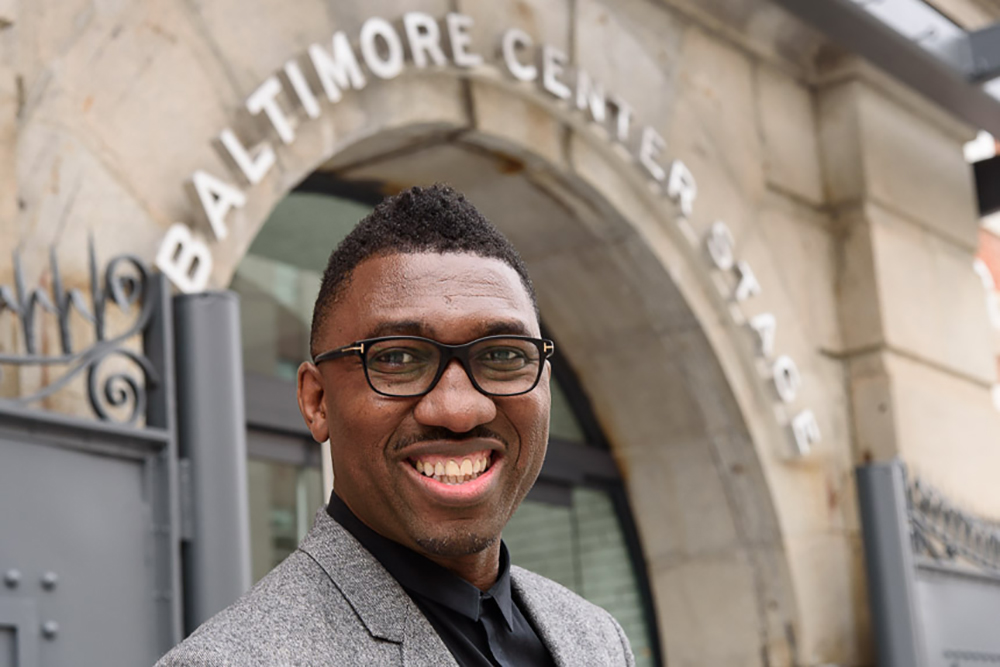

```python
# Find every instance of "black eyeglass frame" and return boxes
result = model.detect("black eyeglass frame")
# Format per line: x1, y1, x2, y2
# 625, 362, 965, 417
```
312, 335, 556, 398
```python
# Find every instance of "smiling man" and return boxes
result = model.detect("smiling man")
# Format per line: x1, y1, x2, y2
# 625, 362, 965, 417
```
156, 184, 635, 666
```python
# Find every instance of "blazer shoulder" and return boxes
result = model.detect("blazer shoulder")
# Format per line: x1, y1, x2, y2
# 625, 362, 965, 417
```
155, 549, 390, 666
511, 566, 636, 667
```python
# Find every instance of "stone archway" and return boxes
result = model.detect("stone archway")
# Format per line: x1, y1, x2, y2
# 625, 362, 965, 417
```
15, 3, 821, 663
224, 113, 803, 664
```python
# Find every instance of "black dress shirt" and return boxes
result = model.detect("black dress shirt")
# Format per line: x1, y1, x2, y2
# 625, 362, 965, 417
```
327, 493, 555, 667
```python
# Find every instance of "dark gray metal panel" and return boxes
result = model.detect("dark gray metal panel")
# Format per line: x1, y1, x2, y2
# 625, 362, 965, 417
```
143, 273, 184, 651
0, 273, 183, 664
0, 403, 168, 457
0, 432, 164, 666
857, 461, 926, 667
0, 628, 12, 667
914, 562, 1000, 665
772, 0, 1000, 137
174, 291, 252, 632
0, 599, 38, 667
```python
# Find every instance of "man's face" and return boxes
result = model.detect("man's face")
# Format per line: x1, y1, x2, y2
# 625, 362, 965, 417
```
299, 251, 550, 561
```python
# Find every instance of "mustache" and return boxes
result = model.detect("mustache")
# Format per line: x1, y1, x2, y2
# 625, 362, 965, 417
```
392, 425, 509, 451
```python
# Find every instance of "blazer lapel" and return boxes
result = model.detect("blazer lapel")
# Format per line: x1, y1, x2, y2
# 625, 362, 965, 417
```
298, 510, 458, 667
511, 567, 593, 667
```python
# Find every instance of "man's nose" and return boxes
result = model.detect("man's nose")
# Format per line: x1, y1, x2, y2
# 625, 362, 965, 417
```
413, 360, 497, 432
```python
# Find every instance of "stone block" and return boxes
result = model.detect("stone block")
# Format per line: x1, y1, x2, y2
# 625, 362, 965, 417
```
465, 78, 568, 171
784, 532, 872, 666
650, 551, 763, 667
17, 124, 162, 275
856, 83, 980, 250
565, 131, 663, 246
667, 25, 766, 233
576, 329, 710, 451
754, 191, 841, 352
22, 0, 474, 289
0, 64, 16, 229
455, 0, 572, 170
530, 243, 664, 351
835, 206, 884, 352
817, 79, 864, 208
869, 203, 996, 385
24, 0, 243, 228
603, 231, 703, 336
574, 0, 684, 142
624, 436, 741, 566
847, 351, 899, 466
818, 69, 979, 255
17, 0, 100, 93
191, 0, 455, 91
882, 351, 1000, 519
457, 0, 571, 60
754, 63, 823, 205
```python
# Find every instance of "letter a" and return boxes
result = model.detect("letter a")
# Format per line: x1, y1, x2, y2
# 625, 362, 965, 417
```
191, 170, 247, 241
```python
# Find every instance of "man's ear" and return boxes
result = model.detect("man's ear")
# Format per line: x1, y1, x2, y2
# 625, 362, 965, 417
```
297, 362, 330, 444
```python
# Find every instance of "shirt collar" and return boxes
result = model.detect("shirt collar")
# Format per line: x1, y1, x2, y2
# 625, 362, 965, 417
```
327, 492, 515, 630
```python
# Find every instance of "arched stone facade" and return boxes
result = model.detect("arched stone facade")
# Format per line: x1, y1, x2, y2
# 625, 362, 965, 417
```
7, 0, 1000, 665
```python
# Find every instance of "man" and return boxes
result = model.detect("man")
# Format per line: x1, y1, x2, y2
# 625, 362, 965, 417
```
156, 184, 635, 666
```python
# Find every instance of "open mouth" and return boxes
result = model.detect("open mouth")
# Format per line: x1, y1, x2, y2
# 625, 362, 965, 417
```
408, 450, 493, 485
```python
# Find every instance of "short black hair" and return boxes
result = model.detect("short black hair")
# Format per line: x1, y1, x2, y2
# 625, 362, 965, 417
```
310, 183, 538, 355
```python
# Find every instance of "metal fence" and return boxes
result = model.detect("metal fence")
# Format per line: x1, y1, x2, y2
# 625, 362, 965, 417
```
858, 460, 1000, 667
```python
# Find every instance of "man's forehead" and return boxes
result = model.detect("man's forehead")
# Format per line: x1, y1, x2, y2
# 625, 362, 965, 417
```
325, 251, 538, 343
367, 250, 516, 279
359, 252, 528, 297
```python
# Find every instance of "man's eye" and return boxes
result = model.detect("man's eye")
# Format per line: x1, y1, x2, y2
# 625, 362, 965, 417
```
478, 347, 529, 369
369, 348, 426, 369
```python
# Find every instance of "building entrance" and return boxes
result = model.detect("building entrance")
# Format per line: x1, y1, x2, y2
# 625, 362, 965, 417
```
230, 179, 662, 664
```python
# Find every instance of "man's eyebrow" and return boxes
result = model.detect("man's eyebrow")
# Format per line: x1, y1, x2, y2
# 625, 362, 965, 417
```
364, 321, 427, 339
363, 320, 534, 339
481, 321, 532, 337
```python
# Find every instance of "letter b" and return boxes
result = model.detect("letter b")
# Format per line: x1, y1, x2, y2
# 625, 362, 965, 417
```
156, 224, 214, 293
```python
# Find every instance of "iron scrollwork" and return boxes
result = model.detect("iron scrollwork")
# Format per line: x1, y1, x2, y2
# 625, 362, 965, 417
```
0, 241, 159, 425
908, 474, 1000, 574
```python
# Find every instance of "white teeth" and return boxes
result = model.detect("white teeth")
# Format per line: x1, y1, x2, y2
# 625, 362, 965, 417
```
412, 453, 494, 484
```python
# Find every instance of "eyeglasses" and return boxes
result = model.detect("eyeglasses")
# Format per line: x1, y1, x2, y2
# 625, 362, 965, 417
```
313, 335, 555, 398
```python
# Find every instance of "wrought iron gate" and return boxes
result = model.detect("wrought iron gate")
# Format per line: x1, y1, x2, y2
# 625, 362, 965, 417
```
0, 247, 250, 666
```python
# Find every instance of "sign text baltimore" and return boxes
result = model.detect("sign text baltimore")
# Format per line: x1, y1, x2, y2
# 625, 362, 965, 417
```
156, 13, 821, 456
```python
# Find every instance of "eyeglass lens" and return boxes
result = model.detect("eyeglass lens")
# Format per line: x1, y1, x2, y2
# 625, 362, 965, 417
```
364, 337, 543, 396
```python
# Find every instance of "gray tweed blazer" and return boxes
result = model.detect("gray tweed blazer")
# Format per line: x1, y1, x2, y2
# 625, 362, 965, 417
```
155, 509, 635, 666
